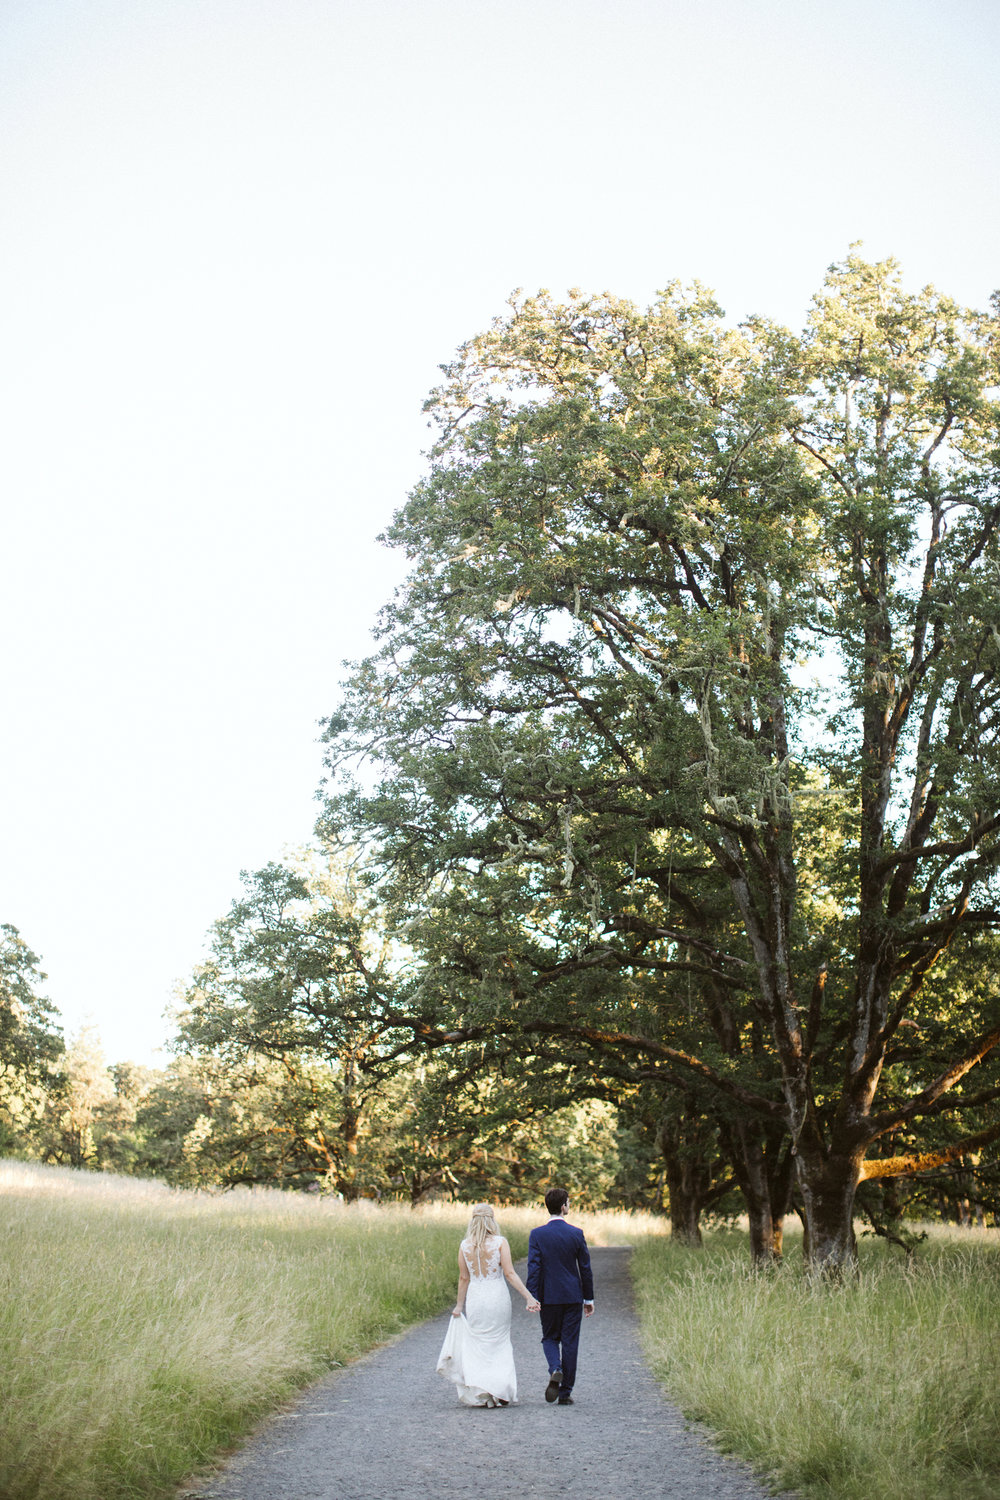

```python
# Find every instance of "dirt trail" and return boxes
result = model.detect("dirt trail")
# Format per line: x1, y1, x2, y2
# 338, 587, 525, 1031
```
185, 1247, 785, 1500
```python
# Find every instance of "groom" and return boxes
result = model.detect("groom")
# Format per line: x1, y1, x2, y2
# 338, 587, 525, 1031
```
526, 1187, 595, 1406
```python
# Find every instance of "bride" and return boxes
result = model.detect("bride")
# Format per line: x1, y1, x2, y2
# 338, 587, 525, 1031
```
436, 1203, 539, 1408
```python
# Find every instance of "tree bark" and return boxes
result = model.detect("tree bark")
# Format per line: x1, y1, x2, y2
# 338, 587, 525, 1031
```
658, 1115, 714, 1247
728, 1123, 776, 1264
724, 1119, 794, 1266
665, 1159, 705, 1246
795, 1145, 864, 1275
745, 1195, 775, 1263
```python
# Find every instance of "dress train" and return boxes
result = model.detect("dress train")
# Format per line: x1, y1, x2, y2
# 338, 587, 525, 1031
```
436, 1235, 518, 1406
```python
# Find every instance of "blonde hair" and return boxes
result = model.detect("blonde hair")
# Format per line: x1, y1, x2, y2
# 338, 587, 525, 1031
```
465, 1202, 501, 1252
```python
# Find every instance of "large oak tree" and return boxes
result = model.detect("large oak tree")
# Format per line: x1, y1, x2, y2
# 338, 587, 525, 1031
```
323, 252, 1000, 1272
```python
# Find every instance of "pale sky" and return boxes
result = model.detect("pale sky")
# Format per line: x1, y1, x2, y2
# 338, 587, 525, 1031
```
2, 0, 998, 1066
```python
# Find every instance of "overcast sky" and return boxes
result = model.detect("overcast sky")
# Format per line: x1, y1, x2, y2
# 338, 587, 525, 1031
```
2, 0, 998, 1066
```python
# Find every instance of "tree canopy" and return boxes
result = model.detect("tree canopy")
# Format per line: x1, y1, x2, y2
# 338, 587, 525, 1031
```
321, 251, 1000, 1271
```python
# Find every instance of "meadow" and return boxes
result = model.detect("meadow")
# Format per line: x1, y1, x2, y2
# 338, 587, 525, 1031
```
634, 1227, 1000, 1500
6, 1160, 999, 1500
0, 1159, 654, 1500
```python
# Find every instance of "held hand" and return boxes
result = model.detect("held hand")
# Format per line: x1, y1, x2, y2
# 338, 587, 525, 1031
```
525, 1299, 540, 1312
584, 1303, 595, 1317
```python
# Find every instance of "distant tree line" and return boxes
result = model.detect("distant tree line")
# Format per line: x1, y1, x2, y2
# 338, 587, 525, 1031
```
0, 907, 651, 1210
3, 843, 998, 1243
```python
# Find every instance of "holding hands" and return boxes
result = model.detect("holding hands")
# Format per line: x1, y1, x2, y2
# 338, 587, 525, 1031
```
525, 1297, 541, 1312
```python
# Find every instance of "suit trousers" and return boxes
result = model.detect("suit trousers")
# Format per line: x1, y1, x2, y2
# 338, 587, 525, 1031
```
539, 1301, 583, 1396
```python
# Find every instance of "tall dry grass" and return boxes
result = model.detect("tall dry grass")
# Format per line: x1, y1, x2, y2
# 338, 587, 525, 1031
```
1, 1159, 659, 1500
28, 1153, 998, 1500
632, 1224, 1000, 1500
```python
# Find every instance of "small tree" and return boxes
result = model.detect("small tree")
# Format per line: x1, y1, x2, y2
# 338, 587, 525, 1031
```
175, 856, 438, 1197
37, 1026, 115, 1167
0, 924, 64, 1152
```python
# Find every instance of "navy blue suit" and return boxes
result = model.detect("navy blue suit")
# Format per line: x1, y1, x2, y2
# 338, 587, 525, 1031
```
526, 1218, 594, 1397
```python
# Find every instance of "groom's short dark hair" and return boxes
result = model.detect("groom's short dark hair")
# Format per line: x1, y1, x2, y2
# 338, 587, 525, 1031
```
545, 1187, 569, 1215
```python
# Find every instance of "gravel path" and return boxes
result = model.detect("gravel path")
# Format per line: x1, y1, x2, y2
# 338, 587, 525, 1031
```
186, 1248, 783, 1500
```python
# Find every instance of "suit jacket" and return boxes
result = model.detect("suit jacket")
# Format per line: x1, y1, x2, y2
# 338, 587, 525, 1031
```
526, 1218, 594, 1304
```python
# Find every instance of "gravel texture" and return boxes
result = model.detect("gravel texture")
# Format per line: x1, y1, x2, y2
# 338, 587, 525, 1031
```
185, 1247, 785, 1500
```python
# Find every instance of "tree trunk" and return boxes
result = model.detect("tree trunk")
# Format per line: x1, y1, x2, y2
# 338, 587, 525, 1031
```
795, 1147, 863, 1275
666, 1161, 704, 1246
745, 1196, 775, 1263
726, 1119, 792, 1266
731, 1136, 776, 1265
793, 1196, 810, 1262
769, 1142, 795, 1262
333, 1109, 361, 1199
335, 1060, 362, 1200
657, 1110, 717, 1247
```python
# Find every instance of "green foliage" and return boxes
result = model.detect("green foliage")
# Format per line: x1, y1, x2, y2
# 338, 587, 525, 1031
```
174, 855, 421, 1197
383, 1083, 626, 1208
164, 851, 640, 1203
321, 252, 1000, 1269
0, 924, 64, 1153
35, 1026, 116, 1167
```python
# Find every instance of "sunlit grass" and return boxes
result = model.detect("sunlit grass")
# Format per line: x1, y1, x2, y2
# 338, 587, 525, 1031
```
27, 1154, 994, 1500
632, 1224, 1000, 1500
0, 1160, 663, 1500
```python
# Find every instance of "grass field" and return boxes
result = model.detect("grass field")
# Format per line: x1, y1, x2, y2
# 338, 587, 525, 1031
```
0, 1159, 657, 1500
632, 1225, 1000, 1500
7, 1159, 998, 1500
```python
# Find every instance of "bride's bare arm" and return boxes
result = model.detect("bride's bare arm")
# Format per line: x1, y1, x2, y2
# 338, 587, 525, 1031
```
452, 1246, 470, 1317
500, 1238, 540, 1309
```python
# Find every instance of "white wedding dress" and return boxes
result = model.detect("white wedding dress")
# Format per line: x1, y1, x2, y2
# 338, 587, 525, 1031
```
436, 1234, 518, 1406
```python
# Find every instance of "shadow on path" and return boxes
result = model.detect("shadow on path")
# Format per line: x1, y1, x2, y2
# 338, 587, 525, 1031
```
185, 1247, 784, 1500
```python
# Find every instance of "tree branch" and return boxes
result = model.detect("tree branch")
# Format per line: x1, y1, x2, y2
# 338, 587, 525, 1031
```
436, 1018, 784, 1118
867, 1027, 1000, 1135
859, 1118, 1000, 1181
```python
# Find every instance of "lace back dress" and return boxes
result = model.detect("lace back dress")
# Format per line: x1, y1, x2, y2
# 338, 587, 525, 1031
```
436, 1234, 518, 1406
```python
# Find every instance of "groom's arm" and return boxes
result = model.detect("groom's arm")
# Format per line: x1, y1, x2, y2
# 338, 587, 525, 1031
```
576, 1232, 594, 1303
526, 1229, 541, 1300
